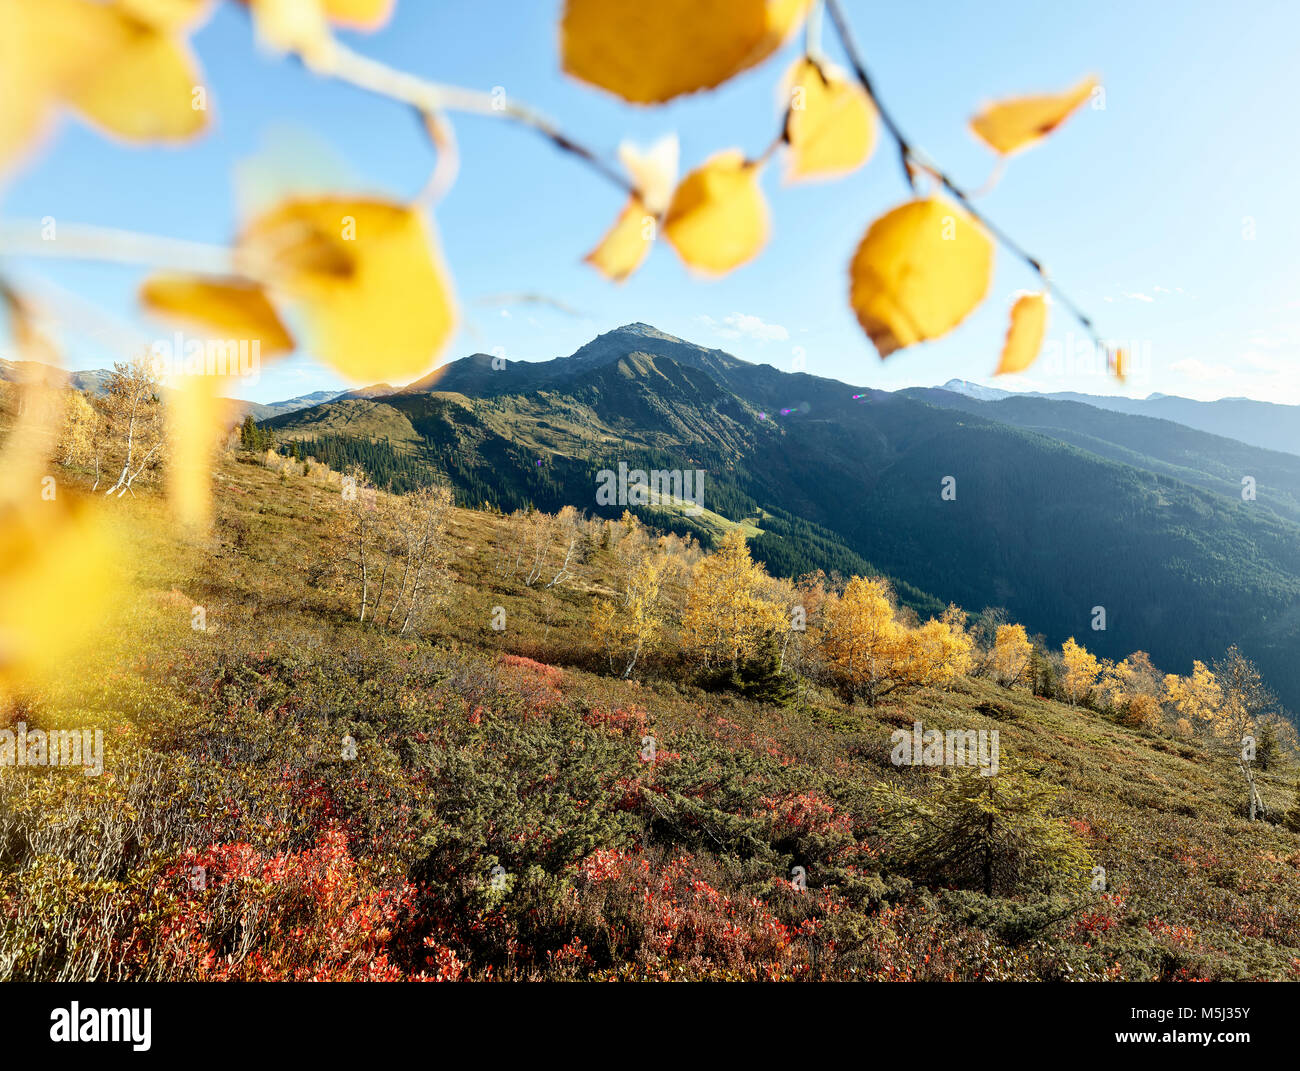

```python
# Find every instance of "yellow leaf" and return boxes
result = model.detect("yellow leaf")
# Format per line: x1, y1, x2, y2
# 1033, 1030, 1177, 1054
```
585, 199, 655, 283
561, 0, 811, 104
62, 5, 209, 143
0, 496, 123, 697
1108, 344, 1128, 382
0, 376, 123, 699
663, 151, 769, 275
618, 135, 679, 216
320, 0, 394, 29
141, 275, 296, 358
167, 371, 235, 528
239, 197, 456, 382
116, 0, 212, 30
0, 38, 51, 170
244, 0, 391, 57
970, 76, 1098, 155
0, 0, 112, 172
140, 274, 290, 525
785, 58, 876, 182
849, 197, 993, 357
995, 292, 1048, 375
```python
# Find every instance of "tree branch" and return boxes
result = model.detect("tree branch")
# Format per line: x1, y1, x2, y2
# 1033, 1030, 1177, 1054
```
823, 0, 1101, 344
304, 40, 635, 199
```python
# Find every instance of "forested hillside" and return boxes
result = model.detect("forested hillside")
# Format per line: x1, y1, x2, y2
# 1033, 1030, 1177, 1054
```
264, 325, 1300, 716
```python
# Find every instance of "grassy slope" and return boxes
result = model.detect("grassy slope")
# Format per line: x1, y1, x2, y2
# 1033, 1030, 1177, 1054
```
6, 452, 1300, 981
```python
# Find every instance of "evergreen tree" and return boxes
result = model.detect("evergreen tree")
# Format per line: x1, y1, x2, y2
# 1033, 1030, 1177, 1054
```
873, 765, 1091, 897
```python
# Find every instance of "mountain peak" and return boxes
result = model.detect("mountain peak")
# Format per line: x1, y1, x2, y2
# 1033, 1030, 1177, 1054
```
601, 322, 681, 342
937, 378, 1013, 401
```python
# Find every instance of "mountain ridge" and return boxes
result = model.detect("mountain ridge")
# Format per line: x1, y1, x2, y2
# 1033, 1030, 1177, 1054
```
262, 324, 1300, 713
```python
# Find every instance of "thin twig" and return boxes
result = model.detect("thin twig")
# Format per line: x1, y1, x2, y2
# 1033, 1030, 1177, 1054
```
309, 41, 636, 199
822, 0, 915, 191
804, 0, 826, 62
0, 222, 234, 275
823, 0, 1100, 342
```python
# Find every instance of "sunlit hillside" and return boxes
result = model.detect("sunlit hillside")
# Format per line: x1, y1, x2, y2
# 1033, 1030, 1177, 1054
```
5, 432, 1300, 983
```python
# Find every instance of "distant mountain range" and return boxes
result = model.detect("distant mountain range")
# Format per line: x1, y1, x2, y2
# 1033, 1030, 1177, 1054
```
937, 378, 1300, 457
235, 390, 349, 421
0, 359, 113, 394
0, 359, 342, 422
256, 323, 1300, 714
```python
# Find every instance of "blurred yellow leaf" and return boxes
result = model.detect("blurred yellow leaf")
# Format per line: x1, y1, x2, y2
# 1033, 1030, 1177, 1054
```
849, 197, 993, 358
117, 0, 212, 29
244, 0, 331, 57
970, 76, 1098, 155
239, 197, 456, 382
63, 7, 209, 143
140, 275, 292, 524
561, 0, 811, 104
0, 376, 123, 700
0, 495, 123, 698
244, 0, 393, 57
141, 275, 296, 357
320, 0, 394, 28
0, 0, 110, 171
619, 135, 679, 216
166, 371, 235, 528
995, 292, 1048, 375
0, 0, 209, 172
663, 151, 769, 275
785, 58, 876, 182
1108, 345, 1128, 382
585, 199, 655, 283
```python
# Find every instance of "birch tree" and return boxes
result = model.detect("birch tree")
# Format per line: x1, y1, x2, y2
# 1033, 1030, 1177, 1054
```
99, 358, 165, 498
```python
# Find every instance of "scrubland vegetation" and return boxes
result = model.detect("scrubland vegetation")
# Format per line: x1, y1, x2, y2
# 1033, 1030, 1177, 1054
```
5, 409, 1300, 983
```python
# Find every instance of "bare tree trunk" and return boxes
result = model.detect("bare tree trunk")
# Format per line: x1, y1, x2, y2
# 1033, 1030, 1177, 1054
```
622, 635, 643, 679
122, 441, 162, 494
1241, 760, 1265, 820
357, 521, 370, 624
399, 562, 425, 636
546, 536, 577, 588
104, 387, 140, 497
372, 558, 392, 627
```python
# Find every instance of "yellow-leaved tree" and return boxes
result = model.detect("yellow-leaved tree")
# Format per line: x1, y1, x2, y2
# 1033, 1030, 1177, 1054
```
590, 546, 678, 679
1097, 650, 1163, 730
1162, 659, 1222, 729
818, 575, 907, 705
1060, 636, 1101, 707
900, 605, 975, 691
680, 528, 784, 671
1165, 649, 1278, 820
989, 623, 1033, 688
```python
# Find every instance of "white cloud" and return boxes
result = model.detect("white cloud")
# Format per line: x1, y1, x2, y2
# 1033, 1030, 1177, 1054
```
696, 312, 789, 343
1165, 349, 1300, 403
1169, 358, 1235, 382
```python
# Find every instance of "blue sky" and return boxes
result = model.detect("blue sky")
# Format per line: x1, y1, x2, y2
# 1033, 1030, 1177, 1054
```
3, 0, 1298, 404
